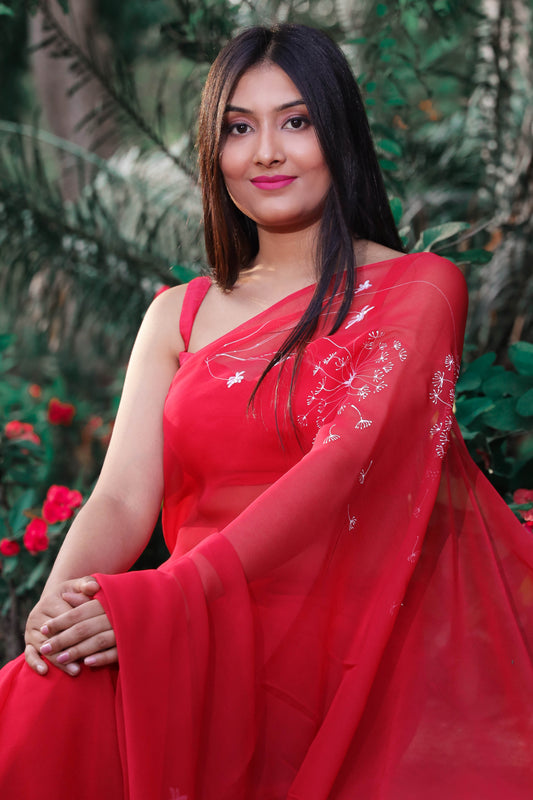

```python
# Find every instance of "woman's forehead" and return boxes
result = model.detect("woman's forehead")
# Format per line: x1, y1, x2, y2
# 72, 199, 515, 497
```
226, 63, 305, 113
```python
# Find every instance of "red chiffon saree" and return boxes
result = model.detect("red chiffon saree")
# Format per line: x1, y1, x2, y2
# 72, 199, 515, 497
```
1, 252, 532, 799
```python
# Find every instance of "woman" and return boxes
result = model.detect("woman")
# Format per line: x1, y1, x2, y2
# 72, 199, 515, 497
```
0, 23, 532, 799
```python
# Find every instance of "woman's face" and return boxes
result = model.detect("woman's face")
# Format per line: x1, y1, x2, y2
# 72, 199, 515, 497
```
219, 63, 331, 233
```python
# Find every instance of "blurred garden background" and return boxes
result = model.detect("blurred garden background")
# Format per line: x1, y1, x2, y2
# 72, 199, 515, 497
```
0, 0, 532, 664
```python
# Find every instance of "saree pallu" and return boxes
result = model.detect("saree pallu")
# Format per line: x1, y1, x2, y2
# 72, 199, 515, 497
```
0, 252, 532, 799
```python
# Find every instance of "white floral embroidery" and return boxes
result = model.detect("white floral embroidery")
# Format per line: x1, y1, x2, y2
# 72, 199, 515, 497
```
345, 305, 375, 329
347, 506, 357, 531
323, 425, 340, 444
300, 330, 408, 433
428, 353, 460, 458
226, 371, 245, 387
355, 279, 372, 294
359, 460, 374, 484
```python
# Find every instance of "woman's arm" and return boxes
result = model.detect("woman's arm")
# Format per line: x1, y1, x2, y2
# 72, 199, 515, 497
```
25, 285, 188, 675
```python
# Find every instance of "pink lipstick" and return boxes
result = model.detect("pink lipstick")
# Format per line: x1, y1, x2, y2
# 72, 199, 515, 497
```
251, 175, 296, 190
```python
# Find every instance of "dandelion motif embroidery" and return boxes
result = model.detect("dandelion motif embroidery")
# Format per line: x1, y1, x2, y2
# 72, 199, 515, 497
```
347, 506, 357, 531
226, 371, 245, 387
428, 354, 459, 458
301, 332, 408, 433
323, 425, 340, 444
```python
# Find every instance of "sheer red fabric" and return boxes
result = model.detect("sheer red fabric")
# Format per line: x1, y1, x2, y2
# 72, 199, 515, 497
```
0, 252, 532, 799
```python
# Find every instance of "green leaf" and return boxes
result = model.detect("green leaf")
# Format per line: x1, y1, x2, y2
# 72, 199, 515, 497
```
442, 249, 493, 265
412, 222, 470, 252
378, 158, 399, 172
0, 4, 14, 16
379, 38, 397, 49
508, 342, 533, 376
365, 81, 377, 93
376, 3, 388, 16
16, 559, 48, 594
454, 396, 494, 427
8, 488, 36, 532
462, 352, 497, 378
481, 399, 527, 432
0, 334, 14, 350
483, 372, 532, 399
516, 389, 533, 417
2, 557, 19, 577
377, 137, 403, 156
170, 263, 198, 283
389, 197, 403, 226
456, 372, 482, 393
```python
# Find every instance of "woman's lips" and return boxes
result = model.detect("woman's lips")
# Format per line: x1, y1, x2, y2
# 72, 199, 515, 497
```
250, 175, 296, 190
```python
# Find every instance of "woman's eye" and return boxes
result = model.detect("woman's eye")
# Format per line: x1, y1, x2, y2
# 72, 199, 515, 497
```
283, 116, 309, 130
228, 122, 252, 135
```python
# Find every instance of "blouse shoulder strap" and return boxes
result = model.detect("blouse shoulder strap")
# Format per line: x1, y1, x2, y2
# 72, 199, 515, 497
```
179, 276, 212, 350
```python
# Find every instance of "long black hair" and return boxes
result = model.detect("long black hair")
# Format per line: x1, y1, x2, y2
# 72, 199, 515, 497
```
197, 23, 404, 403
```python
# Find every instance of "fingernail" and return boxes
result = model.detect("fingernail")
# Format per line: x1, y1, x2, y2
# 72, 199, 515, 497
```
40, 624, 49, 635
40, 643, 52, 655
84, 656, 96, 666
37, 664, 47, 675
66, 663, 80, 676
57, 652, 70, 664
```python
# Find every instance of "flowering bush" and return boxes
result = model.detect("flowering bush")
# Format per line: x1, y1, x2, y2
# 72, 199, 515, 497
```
0, 335, 106, 663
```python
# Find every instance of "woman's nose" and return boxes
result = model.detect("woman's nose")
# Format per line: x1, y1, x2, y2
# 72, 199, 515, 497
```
253, 127, 285, 167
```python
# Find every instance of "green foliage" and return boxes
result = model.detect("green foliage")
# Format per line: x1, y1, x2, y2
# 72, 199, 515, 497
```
456, 342, 533, 494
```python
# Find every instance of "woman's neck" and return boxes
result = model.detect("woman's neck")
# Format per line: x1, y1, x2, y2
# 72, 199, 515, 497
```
249, 223, 319, 288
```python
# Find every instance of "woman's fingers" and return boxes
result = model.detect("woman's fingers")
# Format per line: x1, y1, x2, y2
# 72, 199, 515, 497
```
83, 646, 118, 668
51, 629, 117, 666
38, 598, 116, 665
40, 597, 105, 636
24, 643, 49, 676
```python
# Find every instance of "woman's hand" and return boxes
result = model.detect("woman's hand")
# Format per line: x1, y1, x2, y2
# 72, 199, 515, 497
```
24, 576, 107, 676
38, 588, 117, 673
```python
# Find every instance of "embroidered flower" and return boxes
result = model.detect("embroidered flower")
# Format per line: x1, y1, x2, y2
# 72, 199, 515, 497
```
354, 279, 372, 294
226, 371, 245, 388
345, 305, 375, 329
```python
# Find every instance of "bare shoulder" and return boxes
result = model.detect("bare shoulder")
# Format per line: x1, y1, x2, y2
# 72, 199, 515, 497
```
358, 240, 405, 266
140, 283, 190, 357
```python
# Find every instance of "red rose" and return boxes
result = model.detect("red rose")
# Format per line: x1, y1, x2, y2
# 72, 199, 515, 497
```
66, 489, 83, 508
42, 485, 83, 523
4, 420, 40, 445
46, 485, 70, 505
0, 539, 20, 557
42, 499, 73, 524
47, 398, 75, 426
23, 519, 49, 554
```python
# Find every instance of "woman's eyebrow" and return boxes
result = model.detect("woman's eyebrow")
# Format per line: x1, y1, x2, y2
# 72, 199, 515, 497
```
224, 99, 306, 113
